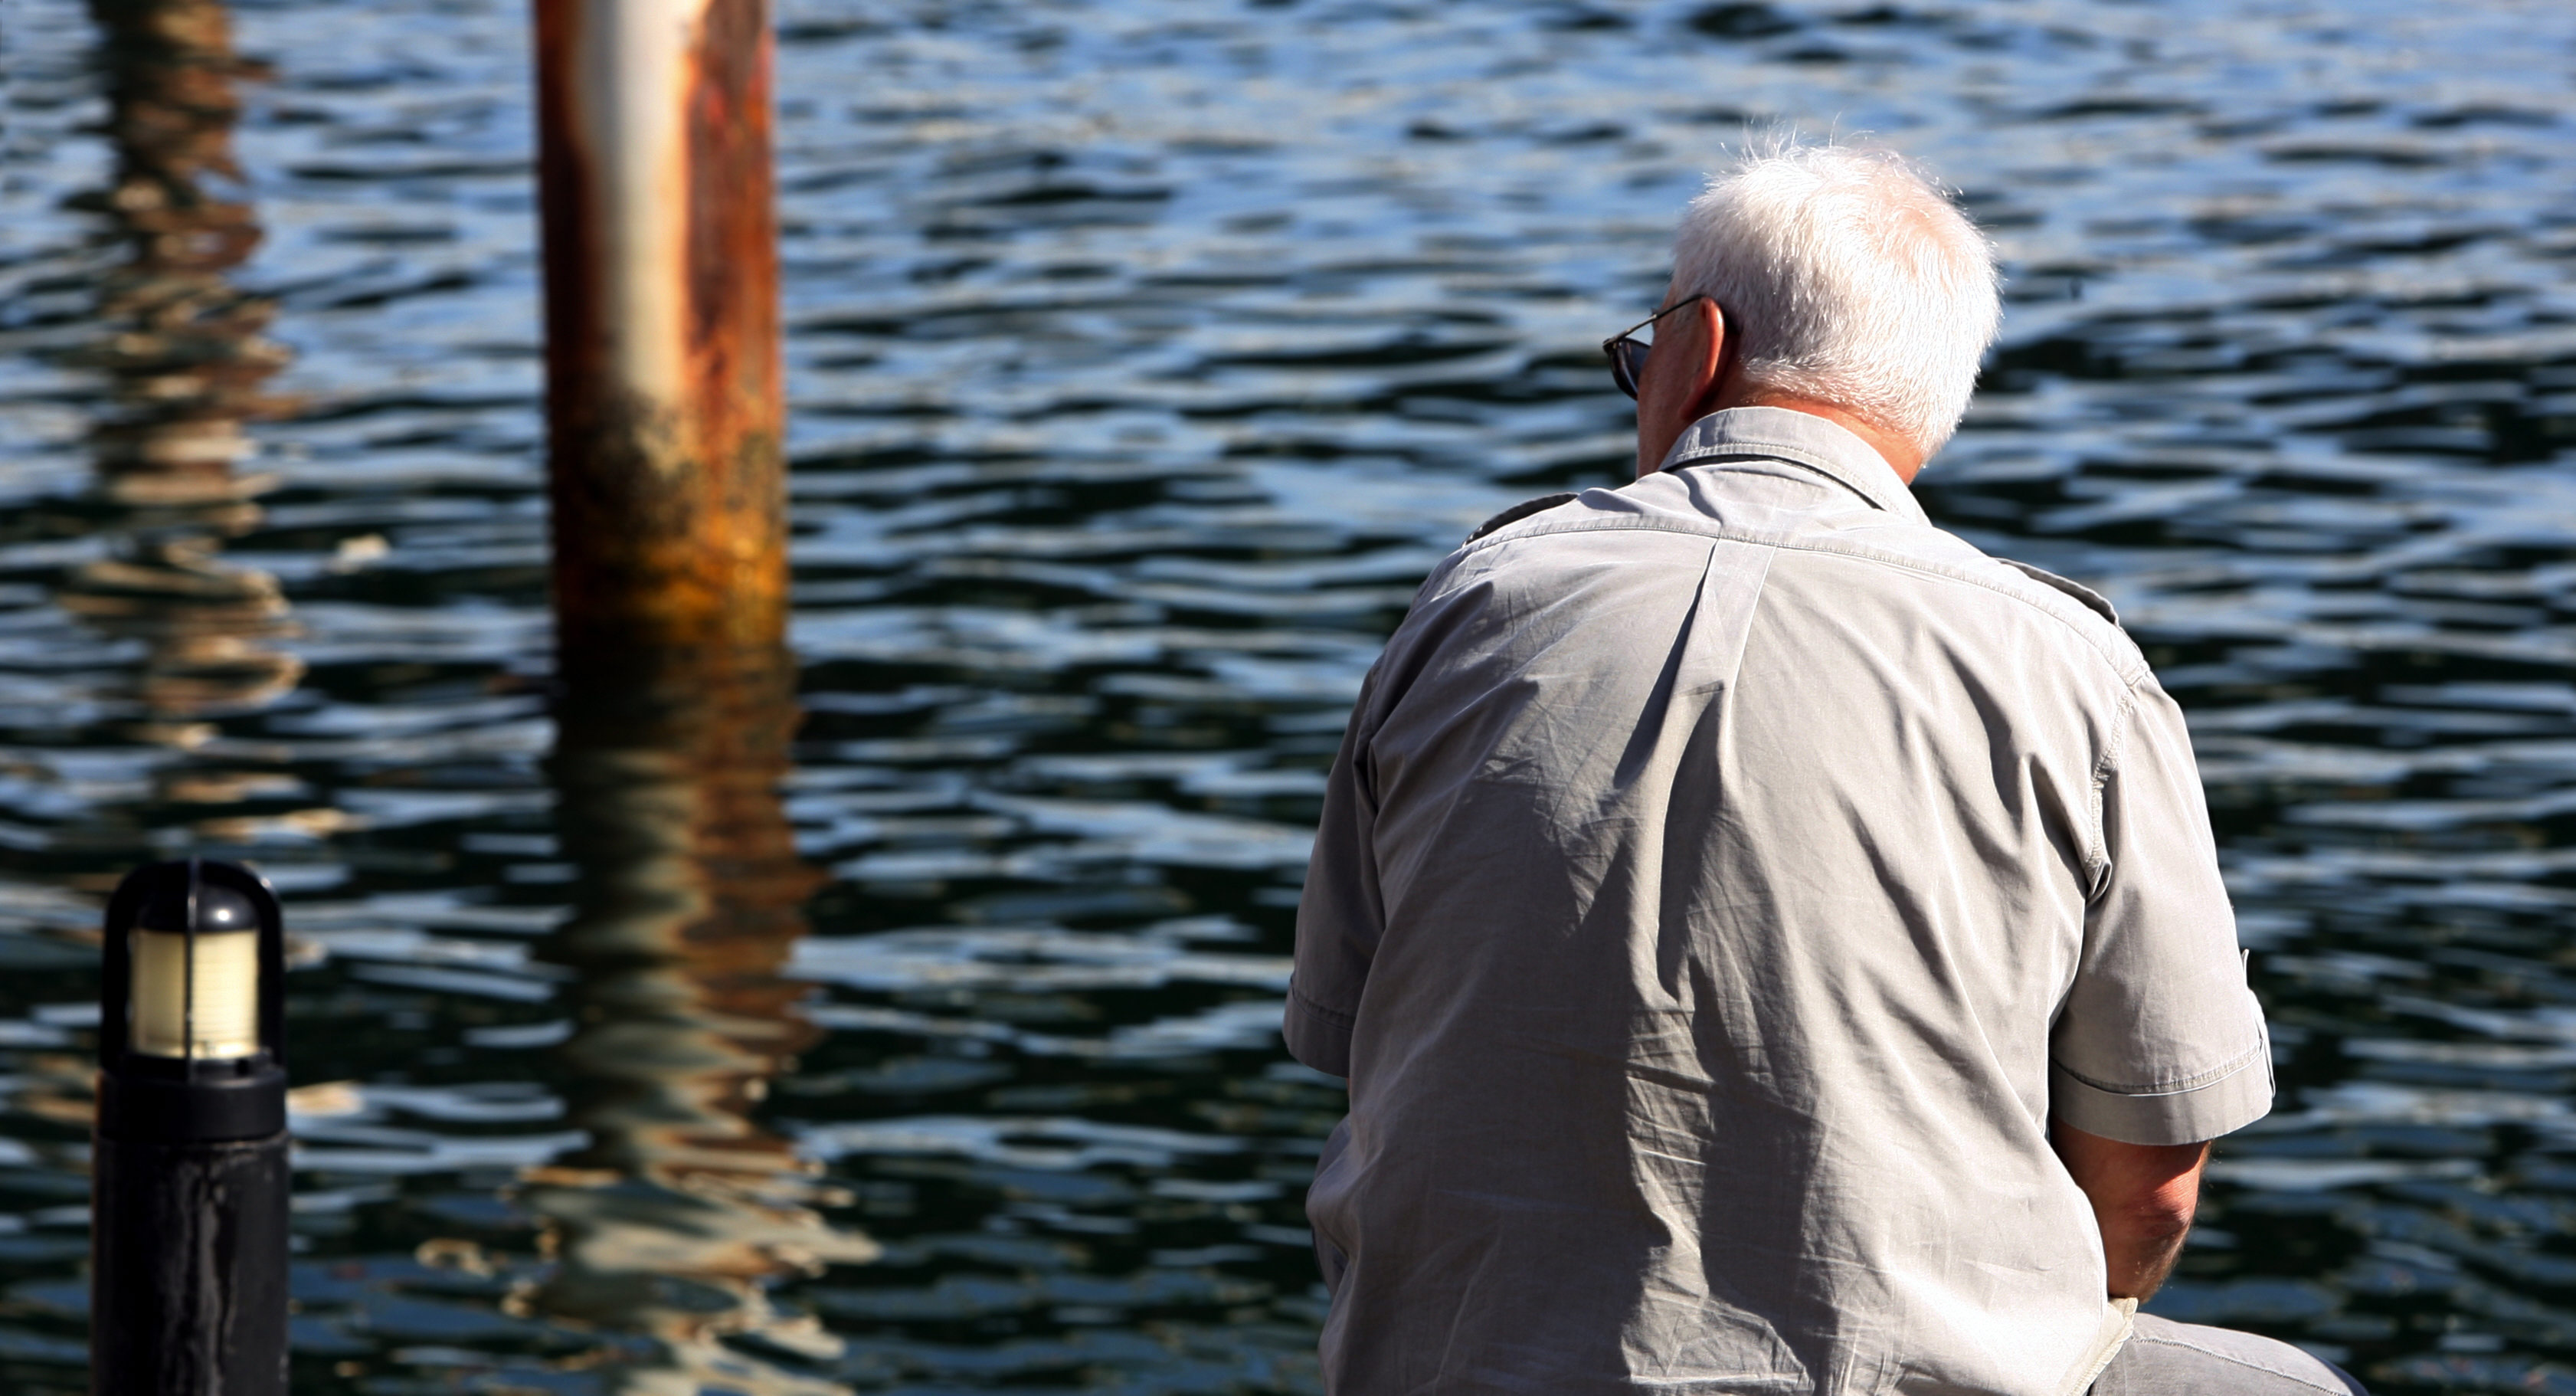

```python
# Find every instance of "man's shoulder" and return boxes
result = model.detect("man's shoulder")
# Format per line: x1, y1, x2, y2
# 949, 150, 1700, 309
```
1991, 558, 2118, 627
1768, 532, 2152, 687
1434, 488, 2152, 688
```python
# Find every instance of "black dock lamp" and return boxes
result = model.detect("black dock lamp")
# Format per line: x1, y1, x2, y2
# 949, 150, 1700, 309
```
93, 859, 290, 1396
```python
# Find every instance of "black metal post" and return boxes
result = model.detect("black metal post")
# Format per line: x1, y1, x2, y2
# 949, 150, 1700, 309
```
91, 859, 290, 1396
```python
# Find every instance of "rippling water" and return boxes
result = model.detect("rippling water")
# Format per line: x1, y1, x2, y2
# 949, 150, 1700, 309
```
4, 0, 2576, 1390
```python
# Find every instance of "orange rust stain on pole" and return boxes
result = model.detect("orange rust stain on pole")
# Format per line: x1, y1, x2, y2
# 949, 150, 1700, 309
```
532, 0, 785, 669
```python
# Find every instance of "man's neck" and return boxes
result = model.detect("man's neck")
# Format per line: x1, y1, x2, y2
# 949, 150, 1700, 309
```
1733, 395, 1926, 483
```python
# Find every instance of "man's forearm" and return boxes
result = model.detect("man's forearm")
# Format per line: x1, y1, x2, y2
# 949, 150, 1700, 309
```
2051, 1119, 2209, 1302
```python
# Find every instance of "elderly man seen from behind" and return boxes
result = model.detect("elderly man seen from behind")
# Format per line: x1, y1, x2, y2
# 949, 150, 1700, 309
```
1288, 143, 2367, 1396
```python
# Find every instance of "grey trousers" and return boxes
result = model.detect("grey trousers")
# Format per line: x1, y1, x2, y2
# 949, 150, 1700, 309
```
2091, 1315, 2369, 1395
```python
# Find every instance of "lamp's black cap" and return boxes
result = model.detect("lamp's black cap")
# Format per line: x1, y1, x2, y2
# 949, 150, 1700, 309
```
131, 877, 260, 936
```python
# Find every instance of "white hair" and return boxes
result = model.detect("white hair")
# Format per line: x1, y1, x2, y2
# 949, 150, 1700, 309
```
1668, 141, 2001, 457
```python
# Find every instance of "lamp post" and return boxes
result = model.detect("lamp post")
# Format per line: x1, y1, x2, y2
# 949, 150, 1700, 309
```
92, 858, 290, 1396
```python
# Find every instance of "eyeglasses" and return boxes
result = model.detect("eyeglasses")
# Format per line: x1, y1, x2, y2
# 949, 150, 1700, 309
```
1601, 295, 1716, 400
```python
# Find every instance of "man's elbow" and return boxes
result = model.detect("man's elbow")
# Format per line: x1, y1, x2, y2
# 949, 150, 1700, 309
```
2103, 1175, 2199, 1247
2051, 1120, 2211, 1243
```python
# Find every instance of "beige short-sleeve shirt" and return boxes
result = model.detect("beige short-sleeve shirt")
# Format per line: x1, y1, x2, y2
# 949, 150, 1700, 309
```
1289, 407, 2272, 1396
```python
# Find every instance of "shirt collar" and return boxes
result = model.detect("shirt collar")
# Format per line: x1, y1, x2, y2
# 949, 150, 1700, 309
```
1655, 405, 1928, 526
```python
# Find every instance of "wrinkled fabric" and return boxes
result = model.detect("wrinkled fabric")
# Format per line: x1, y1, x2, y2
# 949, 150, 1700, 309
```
2090, 1316, 2368, 1395
1289, 407, 2273, 1396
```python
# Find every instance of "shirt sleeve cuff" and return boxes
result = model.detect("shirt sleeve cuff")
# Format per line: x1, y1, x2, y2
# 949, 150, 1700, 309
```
1283, 983, 1353, 1079
2049, 1037, 2274, 1146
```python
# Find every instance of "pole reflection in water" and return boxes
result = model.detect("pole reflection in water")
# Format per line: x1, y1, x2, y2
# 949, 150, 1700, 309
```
61, 0, 301, 762
526, 644, 875, 1394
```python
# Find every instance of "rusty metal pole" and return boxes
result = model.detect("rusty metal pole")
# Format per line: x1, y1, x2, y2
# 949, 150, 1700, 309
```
525, 12, 845, 1380
532, 0, 786, 672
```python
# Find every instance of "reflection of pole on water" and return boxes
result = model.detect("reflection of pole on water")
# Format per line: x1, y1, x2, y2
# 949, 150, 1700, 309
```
524, 648, 873, 1394
61, 0, 302, 753
523, 0, 856, 1384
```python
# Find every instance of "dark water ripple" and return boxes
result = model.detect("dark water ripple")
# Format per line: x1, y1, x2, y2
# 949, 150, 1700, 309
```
5, 0, 2576, 1390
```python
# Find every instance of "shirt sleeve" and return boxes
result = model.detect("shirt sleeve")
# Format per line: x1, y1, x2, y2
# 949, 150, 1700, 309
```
2049, 676, 2273, 1146
1285, 664, 1386, 1080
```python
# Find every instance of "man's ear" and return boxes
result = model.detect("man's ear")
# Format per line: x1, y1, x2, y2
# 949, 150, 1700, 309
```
1685, 298, 1733, 417
1634, 297, 1731, 477
1712, 302, 1746, 404
1649, 300, 1723, 401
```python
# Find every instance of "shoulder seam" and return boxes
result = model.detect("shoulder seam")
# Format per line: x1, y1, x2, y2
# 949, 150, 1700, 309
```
1465, 493, 1578, 543
2085, 683, 2142, 887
